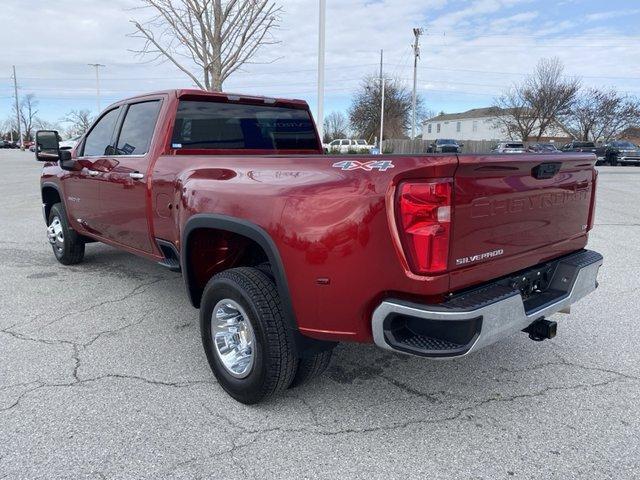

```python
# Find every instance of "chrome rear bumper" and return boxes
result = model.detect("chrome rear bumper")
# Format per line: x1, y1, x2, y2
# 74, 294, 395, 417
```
372, 250, 603, 358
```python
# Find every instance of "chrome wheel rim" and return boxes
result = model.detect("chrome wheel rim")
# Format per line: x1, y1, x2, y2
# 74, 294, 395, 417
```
47, 216, 64, 254
211, 299, 256, 379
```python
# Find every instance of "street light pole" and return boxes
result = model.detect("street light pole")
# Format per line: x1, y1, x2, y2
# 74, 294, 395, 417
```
317, 0, 326, 142
88, 63, 105, 114
411, 28, 423, 140
12, 65, 23, 150
379, 78, 385, 153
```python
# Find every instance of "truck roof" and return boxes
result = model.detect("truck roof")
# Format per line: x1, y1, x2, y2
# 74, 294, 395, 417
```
107, 88, 309, 110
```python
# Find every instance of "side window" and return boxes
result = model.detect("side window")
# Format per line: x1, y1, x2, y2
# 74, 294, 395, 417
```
428, 124, 432, 134
330, 140, 339, 146
115, 101, 161, 156
341, 139, 350, 146
82, 107, 120, 157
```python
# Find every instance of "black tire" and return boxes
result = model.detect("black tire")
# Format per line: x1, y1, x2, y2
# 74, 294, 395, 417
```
47, 203, 85, 265
289, 349, 333, 389
200, 267, 298, 404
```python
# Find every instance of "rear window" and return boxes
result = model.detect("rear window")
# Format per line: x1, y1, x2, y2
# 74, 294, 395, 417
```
506, 143, 524, 148
171, 100, 319, 151
575, 142, 595, 147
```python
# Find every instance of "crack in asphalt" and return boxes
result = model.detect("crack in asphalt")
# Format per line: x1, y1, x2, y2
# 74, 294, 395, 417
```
171, 435, 262, 476
0, 375, 216, 414
33, 277, 168, 330
378, 374, 441, 404
0, 304, 211, 413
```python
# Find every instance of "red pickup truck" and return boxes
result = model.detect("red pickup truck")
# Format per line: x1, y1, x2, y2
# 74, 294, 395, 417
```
35, 89, 602, 404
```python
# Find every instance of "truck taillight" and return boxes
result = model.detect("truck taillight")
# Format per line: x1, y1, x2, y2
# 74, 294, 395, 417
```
587, 170, 598, 231
397, 180, 452, 274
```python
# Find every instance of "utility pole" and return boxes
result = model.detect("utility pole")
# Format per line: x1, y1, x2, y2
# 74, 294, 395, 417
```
12, 65, 23, 150
379, 78, 385, 153
88, 63, 105, 114
379, 49, 383, 85
411, 28, 423, 140
316, 0, 326, 142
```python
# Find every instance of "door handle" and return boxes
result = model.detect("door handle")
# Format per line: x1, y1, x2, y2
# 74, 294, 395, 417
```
87, 170, 100, 177
129, 172, 145, 180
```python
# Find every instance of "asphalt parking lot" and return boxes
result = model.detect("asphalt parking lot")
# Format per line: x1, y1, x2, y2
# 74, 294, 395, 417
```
1, 149, 638, 479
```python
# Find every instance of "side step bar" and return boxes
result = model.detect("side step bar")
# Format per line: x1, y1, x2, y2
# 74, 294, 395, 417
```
156, 239, 181, 273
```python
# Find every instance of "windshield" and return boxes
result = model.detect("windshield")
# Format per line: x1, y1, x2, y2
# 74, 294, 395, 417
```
575, 142, 595, 147
171, 100, 319, 151
612, 141, 635, 148
437, 139, 456, 144
506, 143, 524, 148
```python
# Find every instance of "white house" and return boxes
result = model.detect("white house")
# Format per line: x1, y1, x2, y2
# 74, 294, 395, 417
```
422, 107, 570, 143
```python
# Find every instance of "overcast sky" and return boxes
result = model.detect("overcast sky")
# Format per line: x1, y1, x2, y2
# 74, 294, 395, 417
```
1, 0, 639, 127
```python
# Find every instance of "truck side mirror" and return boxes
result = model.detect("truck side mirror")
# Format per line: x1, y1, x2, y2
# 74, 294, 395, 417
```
35, 130, 61, 162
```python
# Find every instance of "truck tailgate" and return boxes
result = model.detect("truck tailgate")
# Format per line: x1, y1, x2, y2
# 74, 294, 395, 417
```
449, 153, 596, 289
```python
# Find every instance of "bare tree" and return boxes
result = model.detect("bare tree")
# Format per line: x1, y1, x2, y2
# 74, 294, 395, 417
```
493, 58, 579, 141
14, 94, 39, 142
322, 111, 349, 143
349, 75, 422, 142
34, 117, 61, 132
566, 88, 640, 142
62, 110, 94, 137
526, 58, 580, 140
1, 118, 18, 141
491, 91, 538, 141
130, 0, 282, 91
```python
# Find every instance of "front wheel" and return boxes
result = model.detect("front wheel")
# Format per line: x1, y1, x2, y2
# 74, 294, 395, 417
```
200, 267, 298, 404
47, 203, 85, 265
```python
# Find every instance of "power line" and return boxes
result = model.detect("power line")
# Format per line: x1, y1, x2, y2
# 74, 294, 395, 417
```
386, 63, 640, 81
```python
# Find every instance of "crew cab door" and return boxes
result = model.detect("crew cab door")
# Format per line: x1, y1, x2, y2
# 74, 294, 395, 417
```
97, 99, 162, 254
65, 106, 122, 234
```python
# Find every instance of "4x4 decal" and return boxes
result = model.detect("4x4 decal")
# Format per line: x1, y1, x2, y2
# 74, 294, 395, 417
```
332, 160, 395, 172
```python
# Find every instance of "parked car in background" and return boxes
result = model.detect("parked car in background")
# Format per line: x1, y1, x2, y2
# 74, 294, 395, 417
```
527, 143, 559, 153
1, 140, 18, 148
598, 140, 640, 166
427, 139, 462, 153
324, 138, 374, 154
59, 136, 81, 151
561, 141, 597, 154
491, 142, 526, 153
